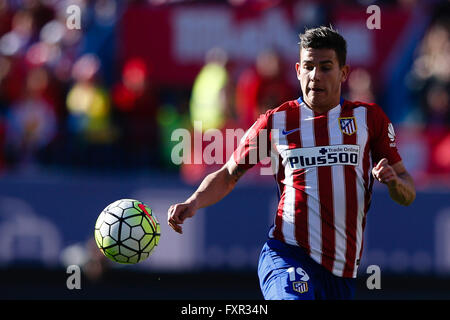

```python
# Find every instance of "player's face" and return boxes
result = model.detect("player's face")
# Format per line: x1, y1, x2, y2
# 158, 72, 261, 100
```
296, 48, 349, 112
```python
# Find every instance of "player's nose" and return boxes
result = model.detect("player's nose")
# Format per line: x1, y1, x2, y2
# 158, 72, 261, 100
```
310, 67, 320, 81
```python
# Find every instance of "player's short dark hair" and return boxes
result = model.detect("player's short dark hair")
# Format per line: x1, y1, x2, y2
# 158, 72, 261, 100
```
298, 26, 347, 67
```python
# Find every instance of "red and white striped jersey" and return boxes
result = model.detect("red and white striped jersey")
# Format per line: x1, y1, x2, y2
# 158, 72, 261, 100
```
233, 97, 402, 278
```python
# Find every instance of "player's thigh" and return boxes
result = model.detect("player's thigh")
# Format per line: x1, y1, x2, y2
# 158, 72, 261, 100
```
321, 272, 357, 300
257, 241, 315, 300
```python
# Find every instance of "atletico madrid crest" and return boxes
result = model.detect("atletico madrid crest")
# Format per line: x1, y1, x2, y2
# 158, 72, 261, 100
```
338, 117, 357, 135
293, 281, 308, 293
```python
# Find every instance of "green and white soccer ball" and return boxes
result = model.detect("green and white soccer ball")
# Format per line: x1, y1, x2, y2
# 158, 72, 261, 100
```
94, 199, 160, 264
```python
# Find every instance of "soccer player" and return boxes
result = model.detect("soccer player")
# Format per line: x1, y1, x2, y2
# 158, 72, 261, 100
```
167, 26, 416, 300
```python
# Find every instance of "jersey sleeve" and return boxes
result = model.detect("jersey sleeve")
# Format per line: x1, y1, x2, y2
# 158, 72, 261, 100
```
369, 105, 402, 166
232, 111, 272, 170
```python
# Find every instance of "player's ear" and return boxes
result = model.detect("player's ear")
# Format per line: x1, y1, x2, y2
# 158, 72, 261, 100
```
295, 62, 301, 80
340, 65, 350, 83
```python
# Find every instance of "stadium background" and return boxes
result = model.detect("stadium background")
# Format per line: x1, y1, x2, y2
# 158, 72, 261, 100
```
0, 0, 449, 300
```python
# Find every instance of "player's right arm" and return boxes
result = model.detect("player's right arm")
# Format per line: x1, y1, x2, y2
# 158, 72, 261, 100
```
168, 110, 272, 234
167, 159, 247, 234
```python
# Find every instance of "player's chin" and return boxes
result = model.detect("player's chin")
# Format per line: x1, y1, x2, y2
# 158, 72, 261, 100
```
308, 91, 327, 103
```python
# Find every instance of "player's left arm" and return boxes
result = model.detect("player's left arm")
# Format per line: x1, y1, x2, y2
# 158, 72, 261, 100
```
372, 158, 416, 206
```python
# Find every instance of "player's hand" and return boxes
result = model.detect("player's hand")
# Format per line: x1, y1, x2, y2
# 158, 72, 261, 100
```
167, 200, 197, 234
372, 158, 399, 187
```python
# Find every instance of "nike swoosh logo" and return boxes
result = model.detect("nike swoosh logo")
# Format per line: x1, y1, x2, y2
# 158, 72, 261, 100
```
282, 128, 300, 135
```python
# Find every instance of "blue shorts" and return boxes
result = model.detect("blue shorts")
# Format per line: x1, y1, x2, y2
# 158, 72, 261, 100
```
257, 238, 356, 300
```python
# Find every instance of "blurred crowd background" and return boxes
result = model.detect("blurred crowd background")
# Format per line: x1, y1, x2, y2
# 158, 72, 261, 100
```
1, 0, 450, 300
0, 0, 449, 185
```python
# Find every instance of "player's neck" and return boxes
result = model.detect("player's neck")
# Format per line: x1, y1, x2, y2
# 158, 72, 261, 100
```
303, 98, 342, 115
